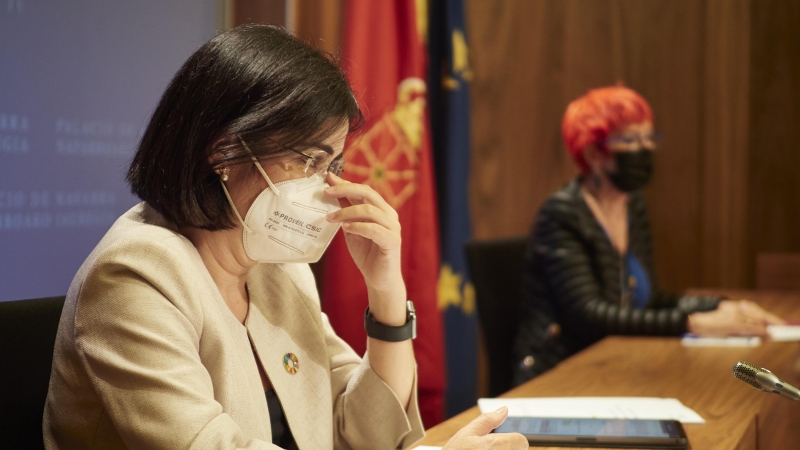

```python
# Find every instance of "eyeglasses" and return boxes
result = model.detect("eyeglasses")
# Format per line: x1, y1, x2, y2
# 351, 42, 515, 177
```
599, 132, 664, 148
239, 136, 345, 177
289, 148, 345, 177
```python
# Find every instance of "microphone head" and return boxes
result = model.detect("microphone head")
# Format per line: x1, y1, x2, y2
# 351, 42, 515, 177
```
732, 361, 766, 391
732, 360, 800, 400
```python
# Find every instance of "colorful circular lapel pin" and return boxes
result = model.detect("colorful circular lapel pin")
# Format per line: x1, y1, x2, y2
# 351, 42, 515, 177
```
283, 353, 299, 374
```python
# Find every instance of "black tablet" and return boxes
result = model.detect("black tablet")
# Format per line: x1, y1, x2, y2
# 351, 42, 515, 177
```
493, 417, 689, 448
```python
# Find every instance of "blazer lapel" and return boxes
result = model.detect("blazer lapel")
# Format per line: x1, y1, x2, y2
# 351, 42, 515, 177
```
246, 264, 333, 450
185, 239, 274, 442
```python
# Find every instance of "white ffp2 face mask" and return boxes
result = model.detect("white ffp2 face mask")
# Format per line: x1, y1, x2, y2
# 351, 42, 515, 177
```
221, 158, 342, 263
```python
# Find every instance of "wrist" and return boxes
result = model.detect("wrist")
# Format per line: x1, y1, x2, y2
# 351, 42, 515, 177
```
367, 292, 407, 326
366, 283, 407, 326
365, 271, 405, 295
687, 312, 704, 335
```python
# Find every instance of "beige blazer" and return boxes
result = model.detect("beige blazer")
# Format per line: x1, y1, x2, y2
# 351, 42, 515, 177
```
43, 203, 425, 449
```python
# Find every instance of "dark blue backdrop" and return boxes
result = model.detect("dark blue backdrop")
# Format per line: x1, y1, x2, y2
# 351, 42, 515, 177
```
0, 1, 218, 301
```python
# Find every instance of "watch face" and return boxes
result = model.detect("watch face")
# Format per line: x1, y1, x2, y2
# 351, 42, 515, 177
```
408, 300, 417, 339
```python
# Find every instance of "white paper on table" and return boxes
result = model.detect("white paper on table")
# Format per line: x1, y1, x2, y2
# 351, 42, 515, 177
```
681, 335, 762, 347
478, 397, 705, 424
768, 325, 800, 342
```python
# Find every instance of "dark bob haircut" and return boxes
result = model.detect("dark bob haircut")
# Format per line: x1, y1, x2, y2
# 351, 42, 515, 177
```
127, 25, 362, 230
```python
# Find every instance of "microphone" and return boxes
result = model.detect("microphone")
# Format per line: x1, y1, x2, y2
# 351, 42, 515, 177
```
732, 361, 800, 401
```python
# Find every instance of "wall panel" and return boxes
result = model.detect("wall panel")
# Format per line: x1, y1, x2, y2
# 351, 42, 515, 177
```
700, 0, 752, 288
466, 0, 576, 241
747, 0, 800, 281
290, 0, 343, 55
233, 0, 285, 26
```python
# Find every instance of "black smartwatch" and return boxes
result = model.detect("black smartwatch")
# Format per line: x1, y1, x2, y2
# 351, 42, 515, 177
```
364, 301, 417, 342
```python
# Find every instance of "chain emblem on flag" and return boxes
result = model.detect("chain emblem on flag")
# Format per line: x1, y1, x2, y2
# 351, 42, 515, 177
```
345, 78, 427, 210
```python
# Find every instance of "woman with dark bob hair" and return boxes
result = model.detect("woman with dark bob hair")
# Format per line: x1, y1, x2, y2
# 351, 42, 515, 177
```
512, 86, 784, 385
43, 26, 526, 450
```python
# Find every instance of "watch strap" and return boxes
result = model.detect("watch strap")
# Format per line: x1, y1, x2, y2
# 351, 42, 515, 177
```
364, 302, 416, 342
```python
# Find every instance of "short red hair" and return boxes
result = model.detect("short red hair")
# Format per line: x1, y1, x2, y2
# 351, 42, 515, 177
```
561, 85, 653, 173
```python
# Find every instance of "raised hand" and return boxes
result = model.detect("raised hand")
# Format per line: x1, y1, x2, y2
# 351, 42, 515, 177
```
324, 173, 405, 309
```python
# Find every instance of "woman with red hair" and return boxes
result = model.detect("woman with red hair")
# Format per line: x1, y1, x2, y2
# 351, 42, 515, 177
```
512, 86, 783, 384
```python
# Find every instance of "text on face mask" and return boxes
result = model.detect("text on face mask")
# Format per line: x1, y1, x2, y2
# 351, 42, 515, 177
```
272, 212, 324, 233
266, 213, 325, 241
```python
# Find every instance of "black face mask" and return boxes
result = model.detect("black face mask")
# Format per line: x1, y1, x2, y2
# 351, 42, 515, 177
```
607, 149, 654, 192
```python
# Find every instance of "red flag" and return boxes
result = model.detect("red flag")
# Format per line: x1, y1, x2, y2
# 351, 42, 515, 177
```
322, 0, 446, 427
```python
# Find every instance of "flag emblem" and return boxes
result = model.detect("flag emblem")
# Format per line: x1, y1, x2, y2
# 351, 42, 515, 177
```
345, 78, 427, 210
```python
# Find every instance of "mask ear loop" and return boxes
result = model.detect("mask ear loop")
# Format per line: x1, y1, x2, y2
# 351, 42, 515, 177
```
222, 136, 297, 233
219, 175, 253, 234
238, 136, 284, 196
217, 135, 275, 235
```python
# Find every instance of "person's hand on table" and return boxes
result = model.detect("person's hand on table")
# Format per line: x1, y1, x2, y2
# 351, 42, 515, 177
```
442, 407, 528, 450
688, 300, 786, 337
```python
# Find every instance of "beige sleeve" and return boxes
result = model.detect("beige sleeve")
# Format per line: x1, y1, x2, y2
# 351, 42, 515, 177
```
73, 246, 278, 450
323, 313, 426, 450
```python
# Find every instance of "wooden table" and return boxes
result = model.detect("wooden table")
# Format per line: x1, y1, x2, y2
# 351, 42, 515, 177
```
415, 290, 800, 449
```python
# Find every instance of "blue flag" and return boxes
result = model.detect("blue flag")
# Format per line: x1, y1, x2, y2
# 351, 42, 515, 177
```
428, 0, 477, 417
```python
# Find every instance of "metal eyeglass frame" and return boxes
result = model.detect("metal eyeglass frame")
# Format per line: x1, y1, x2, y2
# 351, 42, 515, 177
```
243, 135, 346, 177
598, 131, 664, 148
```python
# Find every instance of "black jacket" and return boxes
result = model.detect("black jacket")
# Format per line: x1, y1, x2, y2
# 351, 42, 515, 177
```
512, 180, 720, 384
